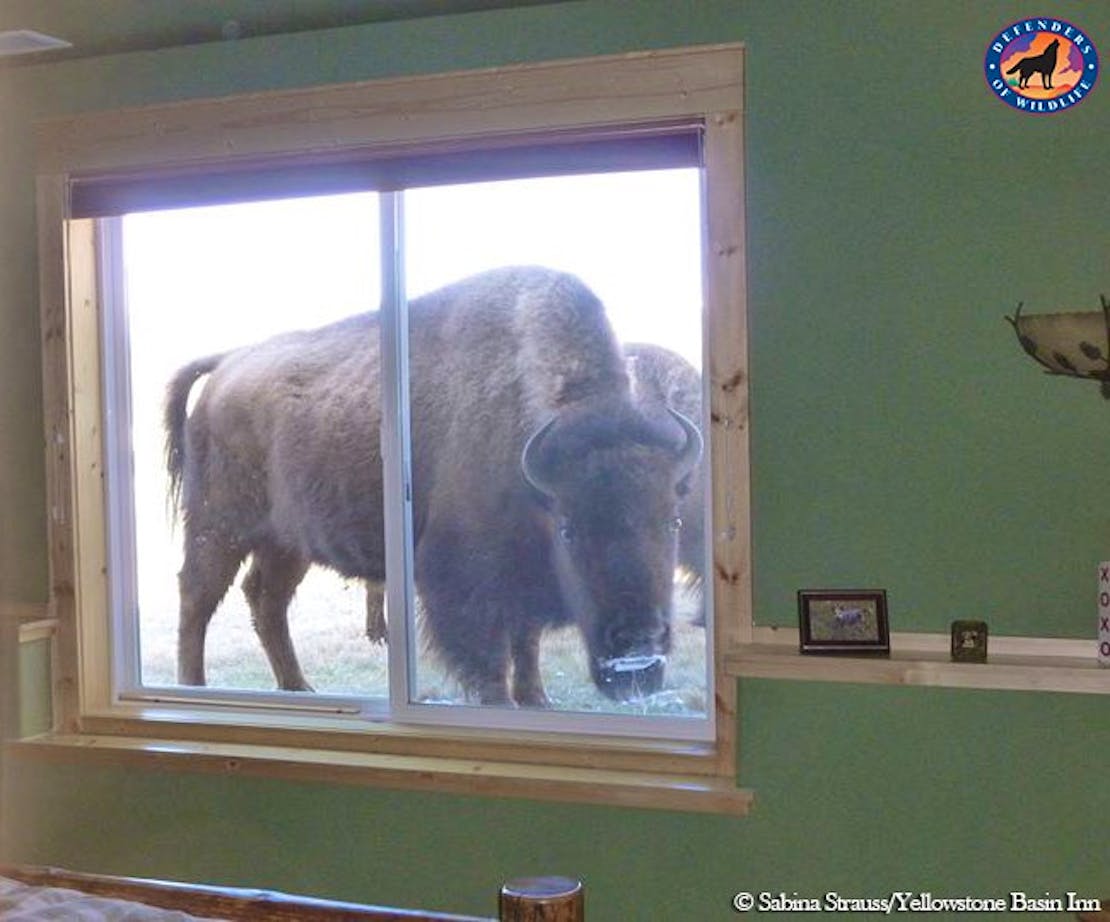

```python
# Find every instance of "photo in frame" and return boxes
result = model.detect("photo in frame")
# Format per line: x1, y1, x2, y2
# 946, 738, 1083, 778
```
798, 589, 890, 655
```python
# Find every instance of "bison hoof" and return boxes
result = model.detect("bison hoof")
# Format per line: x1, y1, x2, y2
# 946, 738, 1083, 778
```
514, 690, 551, 709
595, 654, 666, 702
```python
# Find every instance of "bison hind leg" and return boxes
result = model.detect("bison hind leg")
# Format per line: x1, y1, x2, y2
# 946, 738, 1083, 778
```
177, 528, 247, 686
242, 543, 312, 691
365, 580, 387, 644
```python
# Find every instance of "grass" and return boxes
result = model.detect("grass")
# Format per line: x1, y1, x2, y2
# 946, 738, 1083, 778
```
139, 566, 708, 717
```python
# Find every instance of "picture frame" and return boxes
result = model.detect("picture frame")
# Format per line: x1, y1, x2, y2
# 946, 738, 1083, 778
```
950, 620, 988, 663
798, 589, 890, 655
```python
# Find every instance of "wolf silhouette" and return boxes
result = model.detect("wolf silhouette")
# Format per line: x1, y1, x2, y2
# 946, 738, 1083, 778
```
1006, 39, 1060, 89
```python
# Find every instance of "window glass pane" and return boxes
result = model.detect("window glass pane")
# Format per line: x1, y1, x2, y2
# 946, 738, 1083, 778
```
401, 169, 708, 718
119, 193, 385, 697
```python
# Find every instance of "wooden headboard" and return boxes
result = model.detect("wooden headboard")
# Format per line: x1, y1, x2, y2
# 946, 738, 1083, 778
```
0, 865, 583, 921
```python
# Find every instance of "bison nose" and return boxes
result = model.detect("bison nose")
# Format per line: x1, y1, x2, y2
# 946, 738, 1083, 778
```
595, 653, 666, 702
603, 616, 670, 655
594, 614, 670, 701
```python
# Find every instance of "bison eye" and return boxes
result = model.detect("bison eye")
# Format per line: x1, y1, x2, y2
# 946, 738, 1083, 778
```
559, 521, 577, 543
668, 516, 683, 533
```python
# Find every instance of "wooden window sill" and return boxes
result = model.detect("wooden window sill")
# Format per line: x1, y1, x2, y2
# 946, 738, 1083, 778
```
5, 733, 753, 817
725, 630, 1110, 695
13, 615, 751, 816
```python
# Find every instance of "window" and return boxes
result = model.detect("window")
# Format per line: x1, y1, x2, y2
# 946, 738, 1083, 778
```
111, 168, 706, 737
35, 46, 750, 811
113, 195, 385, 699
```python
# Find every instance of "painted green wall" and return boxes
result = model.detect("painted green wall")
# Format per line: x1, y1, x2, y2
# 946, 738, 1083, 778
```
4, 680, 1109, 918
2, 1, 1109, 919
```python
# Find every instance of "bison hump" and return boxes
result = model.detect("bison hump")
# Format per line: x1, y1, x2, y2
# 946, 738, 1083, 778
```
504, 268, 629, 411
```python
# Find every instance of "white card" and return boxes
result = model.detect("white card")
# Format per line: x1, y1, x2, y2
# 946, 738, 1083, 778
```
1099, 561, 1110, 666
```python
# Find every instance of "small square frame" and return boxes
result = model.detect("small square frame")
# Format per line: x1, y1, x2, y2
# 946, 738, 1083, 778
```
950, 620, 988, 663
798, 589, 890, 655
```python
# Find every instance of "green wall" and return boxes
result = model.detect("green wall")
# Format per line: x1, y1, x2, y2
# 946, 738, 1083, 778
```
5, 680, 1109, 918
2, 1, 1109, 919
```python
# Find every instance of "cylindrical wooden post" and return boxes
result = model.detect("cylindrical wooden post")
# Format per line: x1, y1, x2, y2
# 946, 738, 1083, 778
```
499, 876, 583, 922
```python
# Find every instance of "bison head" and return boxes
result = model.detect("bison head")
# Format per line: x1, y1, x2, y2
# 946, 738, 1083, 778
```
522, 401, 702, 702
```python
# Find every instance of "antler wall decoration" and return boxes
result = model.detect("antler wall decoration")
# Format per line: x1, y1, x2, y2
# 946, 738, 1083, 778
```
1006, 295, 1110, 397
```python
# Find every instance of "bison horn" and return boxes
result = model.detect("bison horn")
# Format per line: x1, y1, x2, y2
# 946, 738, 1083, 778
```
521, 416, 560, 498
668, 407, 703, 476
522, 409, 701, 496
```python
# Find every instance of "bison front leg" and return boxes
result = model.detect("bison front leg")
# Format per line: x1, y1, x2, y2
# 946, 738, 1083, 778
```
419, 589, 514, 705
510, 619, 549, 708
450, 622, 514, 706
242, 543, 312, 691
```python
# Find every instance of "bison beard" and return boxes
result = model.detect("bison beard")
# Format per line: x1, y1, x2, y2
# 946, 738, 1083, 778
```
165, 266, 702, 707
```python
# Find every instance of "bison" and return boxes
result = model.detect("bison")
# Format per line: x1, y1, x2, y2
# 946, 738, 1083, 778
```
165, 266, 703, 706
623, 342, 706, 626
362, 341, 708, 642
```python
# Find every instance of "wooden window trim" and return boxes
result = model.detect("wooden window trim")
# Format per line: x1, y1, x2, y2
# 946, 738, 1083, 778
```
29, 44, 754, 813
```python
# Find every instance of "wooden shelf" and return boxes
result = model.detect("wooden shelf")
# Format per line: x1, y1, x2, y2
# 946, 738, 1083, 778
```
725, 631, 1110, 695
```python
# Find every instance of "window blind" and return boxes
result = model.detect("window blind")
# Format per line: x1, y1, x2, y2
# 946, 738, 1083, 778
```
69, 121, 704, 218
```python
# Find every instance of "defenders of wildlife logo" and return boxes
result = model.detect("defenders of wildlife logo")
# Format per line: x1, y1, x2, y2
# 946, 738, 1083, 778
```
985, 17, 1099, 113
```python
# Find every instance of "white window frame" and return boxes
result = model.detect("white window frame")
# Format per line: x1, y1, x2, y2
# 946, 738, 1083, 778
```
33, 45, 753, 813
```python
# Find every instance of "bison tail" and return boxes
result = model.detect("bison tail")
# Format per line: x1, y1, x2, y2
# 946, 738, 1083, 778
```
164, 354, 222, 522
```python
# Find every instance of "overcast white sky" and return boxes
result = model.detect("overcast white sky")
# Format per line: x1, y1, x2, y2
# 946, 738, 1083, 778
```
123, 168, 704, 372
